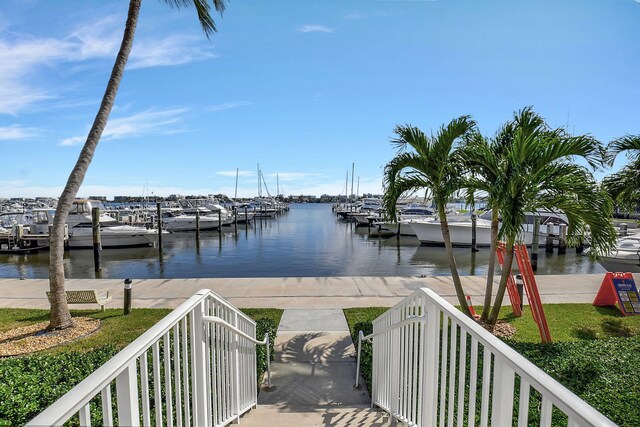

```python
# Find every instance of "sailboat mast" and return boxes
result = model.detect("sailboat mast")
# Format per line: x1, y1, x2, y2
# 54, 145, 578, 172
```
257, 164, 261, 198
351, 162, 354, 201
234, 167, 239, 200
345, 171, 349, 202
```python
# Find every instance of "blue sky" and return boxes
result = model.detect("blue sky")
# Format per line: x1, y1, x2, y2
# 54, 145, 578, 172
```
1, 0, 638, 199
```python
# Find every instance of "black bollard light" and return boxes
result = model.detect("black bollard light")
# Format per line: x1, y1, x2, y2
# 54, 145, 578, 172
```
124, 278, 133, 315
515, 274, 524, 311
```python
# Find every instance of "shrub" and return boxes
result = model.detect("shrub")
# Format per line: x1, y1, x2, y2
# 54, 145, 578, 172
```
255, 318, 277, 391
0, 346, 118, 426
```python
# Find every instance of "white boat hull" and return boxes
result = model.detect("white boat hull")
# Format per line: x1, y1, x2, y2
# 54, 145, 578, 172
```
68, 225, 158, 248
408, 218, 542, 247
162, 216, 230, 232
598, 256, 640, 273
597, 236, 640, 273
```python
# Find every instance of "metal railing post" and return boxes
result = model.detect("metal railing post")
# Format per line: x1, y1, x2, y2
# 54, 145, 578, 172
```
355, 331, 363, 388
193, 301, 209, 427
233, 311, 241, 424
421, 301, 439, 427
115, 362, 140, 427
265, 333, 272, 389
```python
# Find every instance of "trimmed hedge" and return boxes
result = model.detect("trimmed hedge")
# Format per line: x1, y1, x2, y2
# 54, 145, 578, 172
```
255, 317, 277, 391
0, 318, 278, 425
349, 317, 640, 426
0, 346, 118, 426
509, 336, 640, 427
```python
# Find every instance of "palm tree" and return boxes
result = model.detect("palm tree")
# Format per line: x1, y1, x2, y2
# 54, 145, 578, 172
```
383, 116, 477, 317
459, 124, 514, 321
603, 134, 640, 214
485, 108, 617, 325
48, 0, 227, 331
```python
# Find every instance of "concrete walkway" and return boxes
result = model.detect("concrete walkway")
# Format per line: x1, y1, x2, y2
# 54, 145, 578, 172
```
0, 274, 618, 310
240, 309, 391, 426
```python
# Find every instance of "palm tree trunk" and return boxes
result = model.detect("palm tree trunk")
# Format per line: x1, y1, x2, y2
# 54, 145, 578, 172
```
47, 0, 141, 331
487, 239, 515, 325
481, 209, 499, 321
439, 206, 471, 317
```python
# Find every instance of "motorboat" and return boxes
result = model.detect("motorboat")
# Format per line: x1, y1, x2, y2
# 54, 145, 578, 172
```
597, 235, 640, 273
66, 222, 160, 248
351, 211, 383, 226
407, 214, 550, 247
160, 210, 227, 232
31, 199, 162, 249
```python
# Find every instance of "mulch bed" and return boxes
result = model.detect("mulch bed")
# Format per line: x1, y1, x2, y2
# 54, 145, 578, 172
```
0, 317, 100, 357
478, 319, 516, 339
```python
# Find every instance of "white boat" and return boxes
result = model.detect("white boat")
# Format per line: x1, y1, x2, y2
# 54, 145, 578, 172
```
66, 222, 159, 248
408, 215, 550, 247
161, 211, 227, 232
34, 199, 162, 248
351, 212, 382, 226
597, 235, 640, 273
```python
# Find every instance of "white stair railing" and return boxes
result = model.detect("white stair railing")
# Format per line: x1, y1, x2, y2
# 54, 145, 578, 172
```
27, 289, 269, 427
356, 288, 616, 427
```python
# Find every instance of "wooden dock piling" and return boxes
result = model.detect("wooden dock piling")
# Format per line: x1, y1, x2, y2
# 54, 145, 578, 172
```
471, 214, 479, 252
531, 216, 540, 271
156, 203, 163, 251
92, 207, 101, 272
558, 224, 567, 254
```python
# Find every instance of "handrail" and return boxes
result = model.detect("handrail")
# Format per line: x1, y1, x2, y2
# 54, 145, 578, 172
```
27, 290, 210, 426
420, 288, 615, 426
355, 315, 423, 388
27, 289, 262, 427
360, 287, 616, 426
203, 315, 271, 389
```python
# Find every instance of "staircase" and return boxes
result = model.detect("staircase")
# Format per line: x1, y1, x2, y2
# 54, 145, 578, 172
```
239, 309, 393, 426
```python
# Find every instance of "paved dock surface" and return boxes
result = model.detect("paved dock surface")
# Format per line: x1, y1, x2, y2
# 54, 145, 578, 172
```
0, 274, 619, 310
240, 308, 390, 426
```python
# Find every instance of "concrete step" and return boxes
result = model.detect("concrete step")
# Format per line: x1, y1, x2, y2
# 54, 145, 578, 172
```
238, 404, 395, 426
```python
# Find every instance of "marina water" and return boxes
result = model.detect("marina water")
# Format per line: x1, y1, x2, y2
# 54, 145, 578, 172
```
0, 203, 605, 279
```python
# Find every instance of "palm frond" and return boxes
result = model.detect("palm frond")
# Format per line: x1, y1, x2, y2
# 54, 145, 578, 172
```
606, 134, 640, 165
163, 0, 227, 37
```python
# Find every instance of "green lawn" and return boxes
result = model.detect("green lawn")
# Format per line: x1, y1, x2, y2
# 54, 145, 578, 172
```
344, 303, 640, 343
0, 307, 282, 354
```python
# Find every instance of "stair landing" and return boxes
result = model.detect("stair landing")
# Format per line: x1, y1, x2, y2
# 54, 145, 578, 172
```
239, 309, 392, 426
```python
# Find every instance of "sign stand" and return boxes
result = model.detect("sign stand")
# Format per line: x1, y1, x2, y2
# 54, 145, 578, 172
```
496, 243, 522, 317
593, 272, 640, 316
497, 242, 552, 343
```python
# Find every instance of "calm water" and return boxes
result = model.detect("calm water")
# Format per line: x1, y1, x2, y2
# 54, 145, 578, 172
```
0, 203, 605, 279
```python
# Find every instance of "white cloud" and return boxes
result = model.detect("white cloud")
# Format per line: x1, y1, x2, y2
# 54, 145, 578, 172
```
59, 136, 86, 147
207, 101, 254, 112
344, 13, 367, 20
297, 25, 334, 33
65, 16, 122, 60
129, 34, 217, 69
0, 15, 218, 115
0, 125, 39, 141
58, 108, 188, 146
263, 172, 323, 182
216, 170, 254, 177
0, 37, 71, 114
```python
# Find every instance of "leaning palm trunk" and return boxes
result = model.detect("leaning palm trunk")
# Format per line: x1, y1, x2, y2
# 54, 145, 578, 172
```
487, 238, 515, 325
439, 206, 471, 317
47, 0, 141, 330
481, 209, 499, 321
